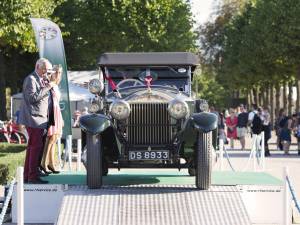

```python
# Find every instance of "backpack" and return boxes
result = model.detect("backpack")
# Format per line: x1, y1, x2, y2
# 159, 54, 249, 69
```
251, 114, 263, 134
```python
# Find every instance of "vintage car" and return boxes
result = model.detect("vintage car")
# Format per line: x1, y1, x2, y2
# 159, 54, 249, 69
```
79, 52, 218, 190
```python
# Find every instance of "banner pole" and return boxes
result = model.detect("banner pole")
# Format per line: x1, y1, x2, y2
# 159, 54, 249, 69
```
219, 139, 224, 171
17, 167, 24, 225
77, 139, 82, 171
67, 135, 72, 171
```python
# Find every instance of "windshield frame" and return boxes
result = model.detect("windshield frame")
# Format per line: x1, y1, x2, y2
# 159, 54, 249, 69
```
102, 66, 192, 96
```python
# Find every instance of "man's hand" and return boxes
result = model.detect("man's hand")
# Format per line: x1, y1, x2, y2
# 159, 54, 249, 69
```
46, 81, 56, 88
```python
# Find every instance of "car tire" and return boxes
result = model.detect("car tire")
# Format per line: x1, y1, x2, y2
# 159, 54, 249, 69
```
195, 131, 212, 190
103, 159, 108, 176
188, 167, 195, 176
86, 132, 102, 189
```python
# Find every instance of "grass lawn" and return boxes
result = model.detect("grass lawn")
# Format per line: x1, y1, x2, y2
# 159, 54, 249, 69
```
0, 143, 26, 184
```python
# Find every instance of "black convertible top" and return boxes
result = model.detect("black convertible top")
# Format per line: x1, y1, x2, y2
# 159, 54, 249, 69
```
98, 52, 199, 66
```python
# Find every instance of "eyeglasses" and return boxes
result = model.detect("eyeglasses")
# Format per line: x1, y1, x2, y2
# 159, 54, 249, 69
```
47, 69, 55, 74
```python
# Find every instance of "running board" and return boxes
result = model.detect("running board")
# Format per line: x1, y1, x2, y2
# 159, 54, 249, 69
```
56, 185, 251, 225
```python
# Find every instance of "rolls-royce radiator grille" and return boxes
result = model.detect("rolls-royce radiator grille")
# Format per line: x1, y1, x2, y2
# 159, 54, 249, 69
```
127, 103, 172, 145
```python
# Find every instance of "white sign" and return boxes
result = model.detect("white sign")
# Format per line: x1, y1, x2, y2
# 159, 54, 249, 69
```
12, 184, 65, 223
239, 185, 291, 224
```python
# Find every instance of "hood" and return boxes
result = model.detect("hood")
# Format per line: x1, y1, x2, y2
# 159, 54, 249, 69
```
107, 86, 191, 103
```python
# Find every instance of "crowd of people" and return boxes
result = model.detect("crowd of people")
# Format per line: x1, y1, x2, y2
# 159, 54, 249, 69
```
213, 103, 300, 156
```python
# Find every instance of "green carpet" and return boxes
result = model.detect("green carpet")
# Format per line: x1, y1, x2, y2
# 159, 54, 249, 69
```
42, 170, 282, 186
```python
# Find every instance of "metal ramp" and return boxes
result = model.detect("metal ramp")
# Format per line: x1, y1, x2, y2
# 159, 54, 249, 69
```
56, 185, 251, 225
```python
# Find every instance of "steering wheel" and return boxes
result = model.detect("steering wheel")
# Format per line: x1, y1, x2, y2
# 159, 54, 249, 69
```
116, 79, 144, 88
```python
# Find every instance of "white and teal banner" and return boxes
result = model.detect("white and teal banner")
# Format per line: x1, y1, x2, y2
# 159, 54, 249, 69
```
30, 18, 72, 136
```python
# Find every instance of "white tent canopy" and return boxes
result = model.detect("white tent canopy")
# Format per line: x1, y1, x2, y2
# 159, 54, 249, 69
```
68, 70, 99, 86
68, 82, 94, 102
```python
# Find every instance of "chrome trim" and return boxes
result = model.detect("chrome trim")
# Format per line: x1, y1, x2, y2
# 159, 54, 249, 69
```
127, 103, 173, 145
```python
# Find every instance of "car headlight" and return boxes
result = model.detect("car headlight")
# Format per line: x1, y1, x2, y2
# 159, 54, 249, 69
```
89, 102, 100, 113
168, 99, 189, 119
199, 101, 209, 112
109, 100, 131, 120
88, 79, 104, 94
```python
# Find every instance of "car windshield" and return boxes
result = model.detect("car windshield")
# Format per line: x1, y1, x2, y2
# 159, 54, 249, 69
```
105, 66, 189, 92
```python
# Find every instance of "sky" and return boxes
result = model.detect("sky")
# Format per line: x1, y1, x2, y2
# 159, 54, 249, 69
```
190, 0, 219, 25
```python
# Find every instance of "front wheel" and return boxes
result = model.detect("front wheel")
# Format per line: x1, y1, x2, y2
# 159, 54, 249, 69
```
86, 132, 102, 189
195, 131, 212, 190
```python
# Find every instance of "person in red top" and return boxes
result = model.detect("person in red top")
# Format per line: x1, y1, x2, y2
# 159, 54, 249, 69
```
226, 108, 238, 149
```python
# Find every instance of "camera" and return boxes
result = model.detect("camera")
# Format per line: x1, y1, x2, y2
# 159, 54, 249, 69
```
45, 64, 62, 80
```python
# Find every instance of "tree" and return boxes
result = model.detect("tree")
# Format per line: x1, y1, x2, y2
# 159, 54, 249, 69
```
198, 0, 300, 117
54, 0, 197, 69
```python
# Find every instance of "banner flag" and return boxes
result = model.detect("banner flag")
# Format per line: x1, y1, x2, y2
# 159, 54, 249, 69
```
30, 18, 72, 137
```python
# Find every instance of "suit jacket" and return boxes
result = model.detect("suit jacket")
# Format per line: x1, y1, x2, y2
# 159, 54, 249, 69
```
19, 72, 52, 129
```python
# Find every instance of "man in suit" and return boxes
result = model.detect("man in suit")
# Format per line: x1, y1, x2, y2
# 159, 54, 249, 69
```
19, 58, 56, 184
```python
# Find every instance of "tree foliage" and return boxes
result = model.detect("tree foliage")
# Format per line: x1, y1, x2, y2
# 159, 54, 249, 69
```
54, 0, 197, 69
198, 0, 300, 107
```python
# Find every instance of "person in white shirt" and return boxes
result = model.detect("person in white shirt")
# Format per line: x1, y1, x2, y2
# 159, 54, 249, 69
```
248, 104, 258, 126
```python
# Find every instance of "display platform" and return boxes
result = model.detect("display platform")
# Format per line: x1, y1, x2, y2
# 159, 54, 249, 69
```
12, 170, 288, 224
41, 170, 283, 186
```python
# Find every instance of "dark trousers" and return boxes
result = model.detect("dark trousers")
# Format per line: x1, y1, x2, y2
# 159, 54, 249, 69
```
263, 125, 271, 150
24, 127, 44, 180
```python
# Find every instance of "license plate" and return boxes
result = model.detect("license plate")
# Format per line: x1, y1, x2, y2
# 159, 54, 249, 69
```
129, 151, 169, 160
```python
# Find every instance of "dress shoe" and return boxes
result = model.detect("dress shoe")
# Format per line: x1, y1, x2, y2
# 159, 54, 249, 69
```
38, 170, 49, 177
28, 178, 49, 184
39, 166, 52, 175
47, 166, 60, 174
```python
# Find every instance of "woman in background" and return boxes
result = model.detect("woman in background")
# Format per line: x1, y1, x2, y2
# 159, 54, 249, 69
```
226, 108, 238, 149
279, 109, 292, 155
41, 66, 63, 173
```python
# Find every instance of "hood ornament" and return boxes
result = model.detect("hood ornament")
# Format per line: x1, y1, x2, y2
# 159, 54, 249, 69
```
145, 68, 153, 93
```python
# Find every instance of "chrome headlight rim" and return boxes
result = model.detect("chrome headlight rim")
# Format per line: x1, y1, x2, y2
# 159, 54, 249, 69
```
109, 100, 131, 120
89, 102, 100, 113
88, 79, 104, 94
168, 99, 189, 120
199, 101, 209, 112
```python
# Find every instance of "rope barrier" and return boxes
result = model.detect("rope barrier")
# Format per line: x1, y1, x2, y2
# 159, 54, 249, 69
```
0, 179, 16, 225
223, 147, 236, 172
286, 175, 300, 214
218, 132, 265, 172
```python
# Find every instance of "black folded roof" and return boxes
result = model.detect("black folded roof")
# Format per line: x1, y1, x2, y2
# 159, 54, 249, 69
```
98, 52, 199, 66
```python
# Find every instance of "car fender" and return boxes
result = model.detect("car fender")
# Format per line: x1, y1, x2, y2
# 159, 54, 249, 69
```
180, 112, 218, 150
191, 112, 218, 132
79, 114, 111, 135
